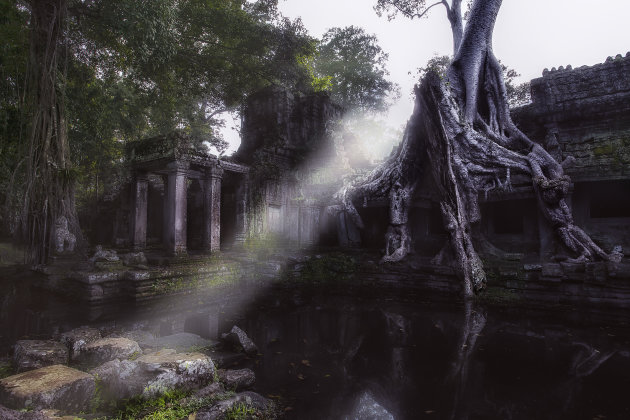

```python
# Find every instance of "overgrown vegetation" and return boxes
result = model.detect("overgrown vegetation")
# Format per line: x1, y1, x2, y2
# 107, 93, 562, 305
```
89, 388, 244, 420
284, 253, 358, 285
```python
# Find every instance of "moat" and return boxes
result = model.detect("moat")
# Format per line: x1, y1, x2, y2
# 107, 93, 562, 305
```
2, 266, 629, 420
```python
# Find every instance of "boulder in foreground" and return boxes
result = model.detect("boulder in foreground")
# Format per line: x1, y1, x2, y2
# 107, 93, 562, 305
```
91, 349, 215, 400
0, 365, 95, 412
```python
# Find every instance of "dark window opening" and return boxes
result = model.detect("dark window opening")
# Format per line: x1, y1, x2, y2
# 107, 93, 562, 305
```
588, 180, 630, 218
491, 201, 524, 234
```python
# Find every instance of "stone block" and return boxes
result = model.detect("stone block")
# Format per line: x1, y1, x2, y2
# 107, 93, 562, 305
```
13, 341, 68, 373
145, 332, 216, 353
91, 349, 215, 400
221, 326, 258, 355
60, 327, 101, 361
0, 404, 50, 420
77, 337, 141, 366
195, 391, 273, 420
0, 365, 95, 412
542, 263, 563, 278
217, 368, 255, 391
115, 330, 155, 350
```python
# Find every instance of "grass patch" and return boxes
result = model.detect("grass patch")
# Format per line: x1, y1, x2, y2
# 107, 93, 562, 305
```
0, 361, 14, 379
92, 388, 239, 420
224, 402, 256, 420
0, 242, 23, 266
284, 253, 357, 285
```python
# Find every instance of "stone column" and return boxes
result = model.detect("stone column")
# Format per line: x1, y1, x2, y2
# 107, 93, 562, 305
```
131, 171, 149, 250
234, 177, 249, 245
164, 162, 189, 255
202, 166, 223, 253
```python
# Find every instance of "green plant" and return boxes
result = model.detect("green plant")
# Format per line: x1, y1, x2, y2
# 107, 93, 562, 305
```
0, 362, 13, 379
224, 403, 256, 420
290, 253, 357, 285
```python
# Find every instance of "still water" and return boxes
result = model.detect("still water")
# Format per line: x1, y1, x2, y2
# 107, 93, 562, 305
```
1, 267, 629, 420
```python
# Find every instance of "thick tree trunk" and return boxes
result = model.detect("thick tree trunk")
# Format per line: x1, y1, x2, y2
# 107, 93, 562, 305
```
21, 0, 83, 264
446, 0, 463, 53
333, 0, 612, 297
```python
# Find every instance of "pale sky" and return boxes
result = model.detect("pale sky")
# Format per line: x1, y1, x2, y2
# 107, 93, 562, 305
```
221, 0, 630, 154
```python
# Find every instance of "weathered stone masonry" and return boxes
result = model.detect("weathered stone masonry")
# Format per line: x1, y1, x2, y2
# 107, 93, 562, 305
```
126, 133, 249, 255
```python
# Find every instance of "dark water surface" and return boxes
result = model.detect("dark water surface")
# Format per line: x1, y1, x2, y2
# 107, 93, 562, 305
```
1, 267, 630, 420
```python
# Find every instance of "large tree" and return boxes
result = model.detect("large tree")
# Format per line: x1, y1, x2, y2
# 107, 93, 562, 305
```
374, 0, 466, 52
313, 26, 399, 113
334, 0, 612, 296
6, 0, 316, 263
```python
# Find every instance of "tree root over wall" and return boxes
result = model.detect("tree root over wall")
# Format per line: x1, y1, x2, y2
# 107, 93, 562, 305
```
331, 0, 616, 297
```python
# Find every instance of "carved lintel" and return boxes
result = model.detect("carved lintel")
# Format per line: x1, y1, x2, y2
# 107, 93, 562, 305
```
165, 160, 191, 174
206, 166, 224, 180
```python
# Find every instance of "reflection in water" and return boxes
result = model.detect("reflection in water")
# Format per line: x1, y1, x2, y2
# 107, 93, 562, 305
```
344, 391, 394, 420
1, 270, 629, 420
445, 301, 487, 420
237, 292, 630, 420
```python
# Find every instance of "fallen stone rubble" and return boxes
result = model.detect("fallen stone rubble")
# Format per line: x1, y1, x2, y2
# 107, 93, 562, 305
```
0, 325, 275, 419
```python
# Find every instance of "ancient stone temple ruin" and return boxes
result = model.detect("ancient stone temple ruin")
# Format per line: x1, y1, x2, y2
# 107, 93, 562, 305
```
90, 87, 341, 256
75, 56, 628, 304
124, 133, 249, 255
350, 55, 630, 263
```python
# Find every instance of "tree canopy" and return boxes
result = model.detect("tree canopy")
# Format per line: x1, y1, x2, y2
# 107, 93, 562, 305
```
0, 0, 320, 261
312, 26, 399, 114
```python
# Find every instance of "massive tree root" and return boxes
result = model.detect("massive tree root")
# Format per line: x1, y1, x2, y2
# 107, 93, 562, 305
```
332, 0, 612, 296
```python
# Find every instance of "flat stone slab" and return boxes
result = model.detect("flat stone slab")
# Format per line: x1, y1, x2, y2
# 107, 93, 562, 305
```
146, 332, 217, 352
217, 368, 255, 391
206, 349, 246, 368
91, 349, 215, 400
115, 330, 155, 349
78, 337, 141, 366
195, 391, 273, 420
0, 404, 51, 420
0, 365, 95, 412
60, 327, 101, 360
13, 341, 68, 373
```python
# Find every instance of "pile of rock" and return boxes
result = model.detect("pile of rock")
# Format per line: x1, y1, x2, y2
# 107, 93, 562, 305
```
0, 325, 274, 419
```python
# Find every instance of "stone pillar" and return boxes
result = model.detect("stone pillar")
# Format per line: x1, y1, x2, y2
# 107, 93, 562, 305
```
202, 166, 223, 253
131, 171, 149, 250
234, 177, 249, 245
164, 162, 189, 255
337, 211, 361, 247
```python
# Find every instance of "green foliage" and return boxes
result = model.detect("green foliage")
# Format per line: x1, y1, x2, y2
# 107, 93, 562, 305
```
104, 388, 238, 420
0, 0, 29, 236
375, 0, 443, 21
0, 360, 14, 379
287, 253, 358, 285
112, 389, 189, 420
0, 0, 319, 240
312, 26, 399, 113
297, 54, 333, 92
243, 232, 282, 261
224, 403, 256, 420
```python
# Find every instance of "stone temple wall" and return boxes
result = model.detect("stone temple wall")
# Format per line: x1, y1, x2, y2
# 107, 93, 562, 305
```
512, 53, 630, 254
513, 53, 630, 183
